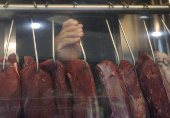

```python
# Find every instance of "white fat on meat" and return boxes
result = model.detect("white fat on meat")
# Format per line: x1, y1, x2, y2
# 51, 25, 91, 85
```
154, 51, 170, 101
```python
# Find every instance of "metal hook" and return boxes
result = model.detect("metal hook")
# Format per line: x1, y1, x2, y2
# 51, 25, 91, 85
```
31, 19, 39, 73
45, 2, 49, 7
33, 1, 37, 8
3, 1, 10, 8
108, 2, 114, 8
105, 19, 120, 70
3, 20, 14, 72
159, 17, 170, 34
163, 3, 170, 6
144, 3, 149, 9
121, 2, 129, 8
73, 1, 77, 7
118, 19, 136, 69
80, 40, 86, 69
142, 18, 156, 66
52, 20, 56, 67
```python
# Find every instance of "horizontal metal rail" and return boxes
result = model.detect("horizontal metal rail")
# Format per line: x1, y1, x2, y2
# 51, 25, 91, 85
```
0, 4, 169, 13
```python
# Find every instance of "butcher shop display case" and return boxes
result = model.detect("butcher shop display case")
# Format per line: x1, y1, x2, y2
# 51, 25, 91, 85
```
0, 0, 170, 118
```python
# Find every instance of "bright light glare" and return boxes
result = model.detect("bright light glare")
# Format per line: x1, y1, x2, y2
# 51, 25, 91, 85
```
31, 23, 41, 29
140, 16, 149, 19
4, 43, 16, 49
152, 32, 162, 37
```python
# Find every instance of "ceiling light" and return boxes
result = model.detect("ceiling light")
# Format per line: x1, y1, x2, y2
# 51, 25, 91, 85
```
4, 43, 16, 49
140, 16, 149, 19
152, 32, 162, 37
31, 23, 41, 29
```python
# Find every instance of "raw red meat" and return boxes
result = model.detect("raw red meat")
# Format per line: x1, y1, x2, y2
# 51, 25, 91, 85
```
21, 56, 56, 118
154, 51, 170, 101
40, 59, 72, 118
0, 53, 21, 118
136, 51, 170, 118
66, 59, 100, 118
95, 60, 132, 118
118, 60, 150, 118
8, 53, 18, 64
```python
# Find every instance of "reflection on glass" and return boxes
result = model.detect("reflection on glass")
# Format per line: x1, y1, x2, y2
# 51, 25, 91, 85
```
140, 16, 148, 19
31, 23, 41, 29
152, 32, 162, 37
4, 43, 16, 49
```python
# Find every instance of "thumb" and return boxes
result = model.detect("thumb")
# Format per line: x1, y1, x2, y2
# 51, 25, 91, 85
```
56, 37, 81, 50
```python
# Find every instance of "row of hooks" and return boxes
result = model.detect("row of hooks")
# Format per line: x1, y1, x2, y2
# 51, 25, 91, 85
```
2, 14, 170, 72
2, 1, 130, 8
3, 1, 161, 9
2, 18, 87, 73
106, 14, 170, 70
108, 2, 129, 8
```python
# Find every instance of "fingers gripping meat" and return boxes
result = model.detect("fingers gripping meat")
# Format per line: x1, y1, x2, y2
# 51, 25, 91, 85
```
0, 53, 21, 118
66, 59, 101, 118
21, 56, 56, 118
40, 59, 72, 118
95, 60, 132, 118
55, 19, 84, 61
118, 60, 150, 118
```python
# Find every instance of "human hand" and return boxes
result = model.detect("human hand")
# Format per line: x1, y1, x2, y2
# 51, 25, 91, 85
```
55, 19, 84, 61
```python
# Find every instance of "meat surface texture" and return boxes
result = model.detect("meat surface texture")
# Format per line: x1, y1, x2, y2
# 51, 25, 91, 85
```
66, 59, 100, 118
21, 56, 56, 118
40, 59, 72, 118
135, 51, 170, 118
0, 53, 21, 118
95, 60, 132, 118
154, 51, 170, 101
118, 60, 150, 118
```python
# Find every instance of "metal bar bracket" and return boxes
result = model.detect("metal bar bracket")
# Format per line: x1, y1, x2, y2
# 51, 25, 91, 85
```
45, 2, 49, 7
121, 2, 129, 8
108, 2, 114, 8
73, 1, 77, 7
33, 1, 37, 8
144, 3, 149, 9
163, 3, 170, 6
3, 1, 10, 8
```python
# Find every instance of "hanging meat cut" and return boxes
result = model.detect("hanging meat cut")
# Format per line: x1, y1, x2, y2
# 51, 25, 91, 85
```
154, 51, 170, 101
40, 59, 72, 118
66, 59, 100, 118
135, 51, 170, 118
95, 60, 132, 118
0, 53, 21, 118
118, 60, 150, 118
21, 56, 56, 118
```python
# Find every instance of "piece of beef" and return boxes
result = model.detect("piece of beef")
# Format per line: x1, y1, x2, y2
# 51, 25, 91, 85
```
8, 53, 18, 64
40, 59, 72, 118
118, 60, 150, 118
21, 56, 56, 118
135, 51, 170, 118
154, 51, 170, 101
0, 53, 21, 118
66, 59, 100, 118
95, 60, 132, 118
